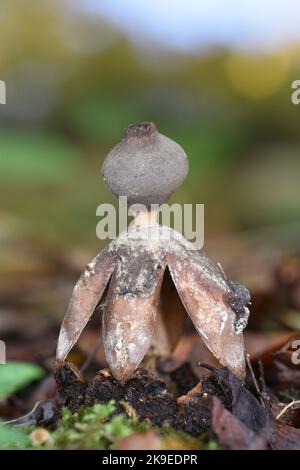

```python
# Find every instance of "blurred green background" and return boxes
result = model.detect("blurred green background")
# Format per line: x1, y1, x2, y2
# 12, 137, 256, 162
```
0, 0, 300, 334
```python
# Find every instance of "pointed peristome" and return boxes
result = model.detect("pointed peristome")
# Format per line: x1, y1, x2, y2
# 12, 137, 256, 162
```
56, 246, 116, 361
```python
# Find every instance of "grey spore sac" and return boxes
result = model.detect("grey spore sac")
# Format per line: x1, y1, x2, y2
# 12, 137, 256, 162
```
101, 121, 189, 207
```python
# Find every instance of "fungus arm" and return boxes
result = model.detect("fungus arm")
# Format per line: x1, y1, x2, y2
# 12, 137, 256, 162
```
166, 248, 249, 380
56, 247, 116, 361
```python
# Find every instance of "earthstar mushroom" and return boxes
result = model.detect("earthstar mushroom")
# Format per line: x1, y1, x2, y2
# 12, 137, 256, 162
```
57, 121, 250, 384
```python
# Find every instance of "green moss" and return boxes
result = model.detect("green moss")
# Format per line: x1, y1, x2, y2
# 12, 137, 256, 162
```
0, 424, 31, 449
49, 402, 146, 450
0, 402, 220, 450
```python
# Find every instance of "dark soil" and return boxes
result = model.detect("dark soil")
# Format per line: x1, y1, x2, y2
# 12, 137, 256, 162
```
53, 360, 225, 436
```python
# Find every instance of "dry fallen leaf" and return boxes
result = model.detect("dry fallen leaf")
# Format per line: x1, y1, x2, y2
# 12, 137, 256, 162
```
211, 397, 267, 450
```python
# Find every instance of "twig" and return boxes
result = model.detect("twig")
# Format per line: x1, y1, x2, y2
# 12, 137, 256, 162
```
245, 353, 266, 408
257, 353, 267, 392
276, 400, 300, 420
217, 262, 227, 279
